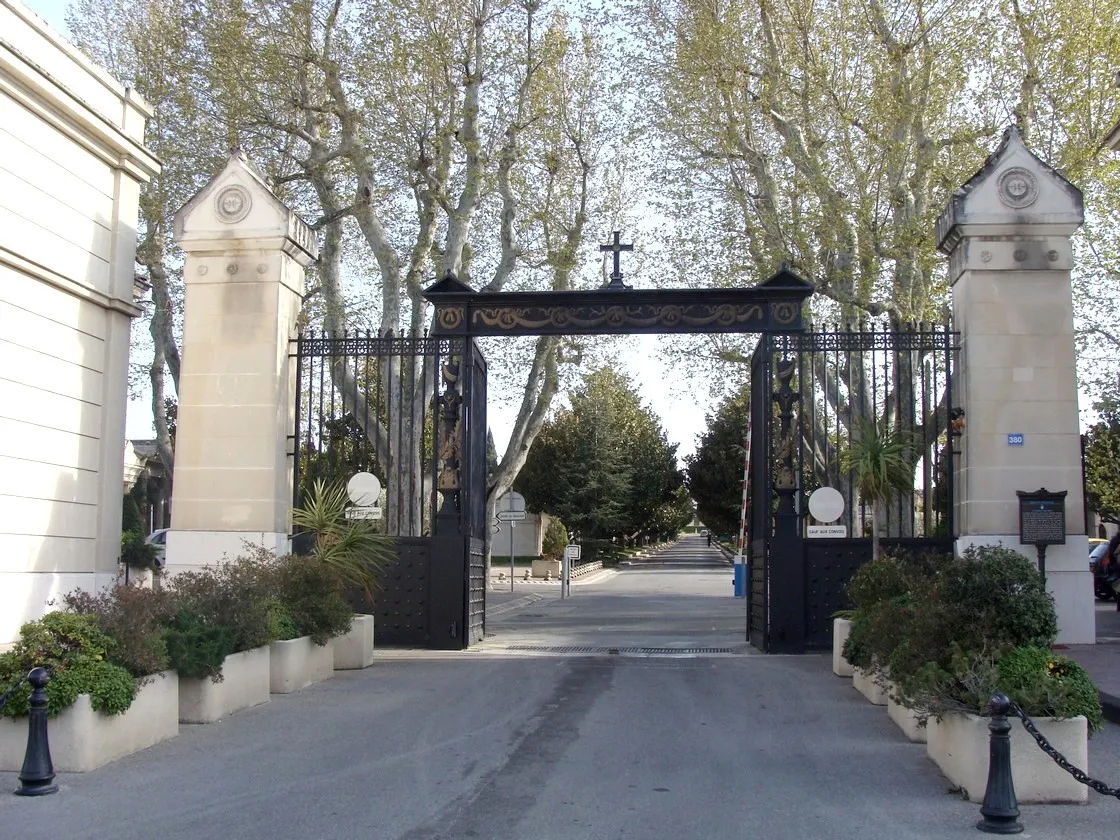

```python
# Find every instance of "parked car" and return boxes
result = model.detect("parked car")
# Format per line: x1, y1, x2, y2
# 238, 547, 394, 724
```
145, 528, 169, 564
1089, 540, 1114, 601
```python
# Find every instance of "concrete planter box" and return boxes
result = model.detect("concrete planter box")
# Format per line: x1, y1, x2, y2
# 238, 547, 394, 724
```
926, 712, 1088, 803
178, 646, 270, 723
332, 615, 375, 670
832, 618, 854, 677
853, 667, 888, 705
886, 689, 926, 743
532, 559, 561, 578
0, 670, 179, 772
269, 636, 334, 694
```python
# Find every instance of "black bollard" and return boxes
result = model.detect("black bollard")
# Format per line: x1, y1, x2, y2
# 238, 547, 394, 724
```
976, 693, 1022, 834
15, 667, 58, 796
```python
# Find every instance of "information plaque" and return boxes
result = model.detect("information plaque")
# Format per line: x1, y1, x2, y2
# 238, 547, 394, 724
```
1016, 488, 1067, 547
1015, 488, 1067, 586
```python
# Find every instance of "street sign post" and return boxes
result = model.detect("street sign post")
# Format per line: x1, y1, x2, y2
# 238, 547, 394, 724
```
562, 543, 580, 598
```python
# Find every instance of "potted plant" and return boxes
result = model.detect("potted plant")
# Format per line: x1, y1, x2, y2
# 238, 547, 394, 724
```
164, 555, 278, 722
267, 552, 352, 692
0, 611, 178, 772
292, 479, 395, 669
881, 544, 1100, 802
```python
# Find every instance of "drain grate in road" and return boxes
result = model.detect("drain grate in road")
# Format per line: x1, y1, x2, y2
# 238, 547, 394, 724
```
502, 645, 734, 655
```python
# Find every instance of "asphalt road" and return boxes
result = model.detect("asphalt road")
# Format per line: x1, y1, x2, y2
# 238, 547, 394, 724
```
3, 535, 1120, 840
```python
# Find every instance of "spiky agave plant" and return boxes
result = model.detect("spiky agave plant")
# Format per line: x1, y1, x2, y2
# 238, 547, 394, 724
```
840, 417, 917, 563
291, 480, 396, 602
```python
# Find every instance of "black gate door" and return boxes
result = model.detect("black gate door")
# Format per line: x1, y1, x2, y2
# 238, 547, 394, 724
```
748, 323, 958, 653
292, 331, 487, 648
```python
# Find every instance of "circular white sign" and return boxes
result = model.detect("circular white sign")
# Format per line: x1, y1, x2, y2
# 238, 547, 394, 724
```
808, 487, 845, 523
346, 472, 382, 506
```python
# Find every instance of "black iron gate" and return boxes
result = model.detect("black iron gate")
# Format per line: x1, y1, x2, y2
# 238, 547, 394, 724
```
291, 331, 487, 648
748, 323, 959, 653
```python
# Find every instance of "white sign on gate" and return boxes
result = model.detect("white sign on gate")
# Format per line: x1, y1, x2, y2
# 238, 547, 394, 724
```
807, 525, 847, 538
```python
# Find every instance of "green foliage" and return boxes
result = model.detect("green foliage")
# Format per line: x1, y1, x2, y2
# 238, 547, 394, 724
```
941, 545, 1057, 650
161, 608, 236, 681
121, 490, 143, 534
120, 529, 161, 569
840, 418, 917, 561
841, 550, 949, 671
997, 647, 1103, 733
0, 613, 137, 718
903, 645, 1103, 733
271, 554, 353, 646
685, 384, 749, 537
61, 586, 174, 677
842, 543, 1060, 722
167, 552, 280, 653
1083, 397, 1120, 525
517, 368, 685, 541
541, 517, 569, 559
291, 479, 396, 602
264, 600, 303, 642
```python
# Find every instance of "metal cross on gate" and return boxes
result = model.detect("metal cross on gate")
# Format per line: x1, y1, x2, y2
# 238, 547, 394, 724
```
600, 230, 634, 289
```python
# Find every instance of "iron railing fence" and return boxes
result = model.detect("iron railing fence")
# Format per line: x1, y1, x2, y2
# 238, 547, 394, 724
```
762, 323, 960, 540
291, 331, 462, 538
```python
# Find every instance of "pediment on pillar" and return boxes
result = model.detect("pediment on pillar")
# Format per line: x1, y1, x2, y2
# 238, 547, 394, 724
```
936, 126, 1083, 254
173, 151, 319, 263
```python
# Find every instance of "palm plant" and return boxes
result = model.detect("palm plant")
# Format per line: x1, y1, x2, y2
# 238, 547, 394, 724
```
841, 417, 917, 562
291, 480, 396, 602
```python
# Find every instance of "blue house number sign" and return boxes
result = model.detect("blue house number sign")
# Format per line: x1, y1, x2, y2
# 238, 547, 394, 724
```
1007, 433, 1025, 446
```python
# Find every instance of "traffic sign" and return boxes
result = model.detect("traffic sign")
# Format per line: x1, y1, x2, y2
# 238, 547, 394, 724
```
496, 510, 526, 522
346, 472, 382, 506
563, 544, 581, 560
807, 487, 845, 523
498, 490, 526, 514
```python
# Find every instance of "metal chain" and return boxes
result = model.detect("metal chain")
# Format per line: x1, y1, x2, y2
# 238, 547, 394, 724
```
1009, 701, 1120, 799
0, 675, 27, 711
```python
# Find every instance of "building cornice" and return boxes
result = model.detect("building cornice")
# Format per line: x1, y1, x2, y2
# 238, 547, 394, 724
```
0, 26, 160, 181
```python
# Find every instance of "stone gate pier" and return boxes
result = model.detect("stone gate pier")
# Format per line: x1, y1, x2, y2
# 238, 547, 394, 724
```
937, 126, 1093, 644
164, 152, 317, 573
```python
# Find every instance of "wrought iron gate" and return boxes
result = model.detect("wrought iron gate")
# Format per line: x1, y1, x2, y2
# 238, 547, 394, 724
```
291, 331, 487, 648
748, 323, 959, 653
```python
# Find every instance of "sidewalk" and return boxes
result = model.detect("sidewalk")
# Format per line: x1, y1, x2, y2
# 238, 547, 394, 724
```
1061, 602, 1120, 724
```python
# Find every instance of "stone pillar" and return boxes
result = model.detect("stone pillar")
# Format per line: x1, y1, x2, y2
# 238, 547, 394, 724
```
165, 152, 318, 573
936, 126, 1092, 644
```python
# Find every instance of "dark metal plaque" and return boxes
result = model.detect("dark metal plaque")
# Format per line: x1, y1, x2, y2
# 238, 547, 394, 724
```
1016, 488, 1067, 546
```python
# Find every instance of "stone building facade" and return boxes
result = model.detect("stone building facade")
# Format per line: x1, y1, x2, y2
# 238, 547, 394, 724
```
0, 0, 159, 644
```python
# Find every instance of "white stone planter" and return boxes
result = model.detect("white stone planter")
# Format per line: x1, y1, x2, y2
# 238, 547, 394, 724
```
886, 690, 926, 743
832, 618, 854, 677
332, 615, 375, 670
532, 558, 561, 578
0, 670, 178, 772
269, 636, 334, 694
853, 667, 888, 705
925, 712, 1088, 803
178, 646, 270, 723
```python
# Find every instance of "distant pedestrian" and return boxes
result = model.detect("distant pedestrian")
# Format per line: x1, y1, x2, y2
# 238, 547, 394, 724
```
706, 532, 712, 548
